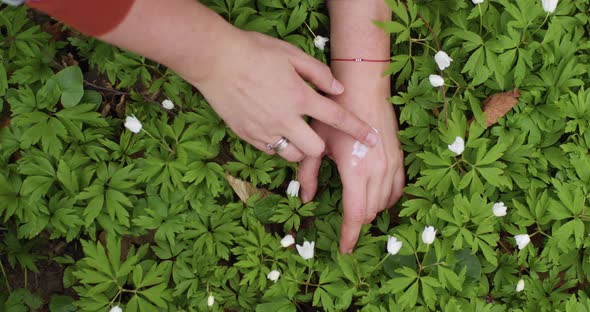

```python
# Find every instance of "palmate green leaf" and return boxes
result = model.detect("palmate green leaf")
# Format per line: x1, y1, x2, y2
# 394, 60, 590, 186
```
12, 111, 68, 157
380, 276, 416, 294
182, 160, 225, 197
77, 162, 139, 228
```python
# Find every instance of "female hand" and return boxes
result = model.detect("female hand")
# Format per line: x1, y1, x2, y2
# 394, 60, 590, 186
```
298, 92, 405, 254
181, 29, 379, 162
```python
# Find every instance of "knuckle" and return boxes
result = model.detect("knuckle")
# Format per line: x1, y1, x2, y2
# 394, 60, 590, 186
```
318, 64, 332, 79
309, 140, 325, 157
330, 107, 347, 129
348, 210, 366, 224
281, 152, 299, 163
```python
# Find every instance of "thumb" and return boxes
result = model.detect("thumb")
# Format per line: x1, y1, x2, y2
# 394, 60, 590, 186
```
291, 51, 344, 95
298, 156, 322, 203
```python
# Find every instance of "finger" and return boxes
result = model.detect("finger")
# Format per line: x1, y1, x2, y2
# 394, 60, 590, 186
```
298, 156, 322, 203
285, 120, 326, 158
290, 51, 345, 95
365, 178, 381, 224
250, 140, 277, 156
305, 94, 379, 148
388, 168, 405, 207
339, 170, 368, 254
276, 141, 305, 163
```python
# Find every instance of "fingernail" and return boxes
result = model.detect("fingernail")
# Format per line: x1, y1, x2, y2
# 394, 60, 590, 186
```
301, 191, 309, 203
365, 130, 379, 147
332, 79, 344, 94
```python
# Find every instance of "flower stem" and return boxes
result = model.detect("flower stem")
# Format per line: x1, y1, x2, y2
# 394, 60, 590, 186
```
304, 266, 315, 294
478, 5, 483, 35
303, 22, 316, 38
376, 254, 391, 269
530, 13, 550, 39
412, 40, 438, 54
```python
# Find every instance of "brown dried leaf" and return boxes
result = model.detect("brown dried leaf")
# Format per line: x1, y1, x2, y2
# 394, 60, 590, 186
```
98, 230, 155, 261
225, 172, 272, 203
482, 88, 521, 127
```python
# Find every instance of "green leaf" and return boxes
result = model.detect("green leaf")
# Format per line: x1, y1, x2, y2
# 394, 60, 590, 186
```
53, 66, 84, 107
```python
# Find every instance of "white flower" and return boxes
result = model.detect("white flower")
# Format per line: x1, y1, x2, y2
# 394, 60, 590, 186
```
472, 0, 485, 4
161, 99, 175, 110
296, 240, 315, 260
286, 180, 300, 197
429, 74, 445, 87
422, 226, 436, 245
207, 294, 214, 307
124, 115, 142, 134
514, 234, 530, 250
280, 234, 295, 247
267, 270, 281, 283
448, 137, 465, 156
434, 51, 453, 70
541, 0, 558, 13
516, 279, 525, 292
109, 306, 123, 312
386, 236, 403, 256
314, 36, 329, 50
492, 202, 507, 217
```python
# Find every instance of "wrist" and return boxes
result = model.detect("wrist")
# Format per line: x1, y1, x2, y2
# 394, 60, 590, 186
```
331, 63, 390, 94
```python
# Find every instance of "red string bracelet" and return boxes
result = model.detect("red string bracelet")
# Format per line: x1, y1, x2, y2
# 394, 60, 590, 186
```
331, 58, 390, 63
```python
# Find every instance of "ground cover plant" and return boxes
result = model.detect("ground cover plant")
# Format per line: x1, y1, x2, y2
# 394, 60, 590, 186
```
1, 0, 590, 311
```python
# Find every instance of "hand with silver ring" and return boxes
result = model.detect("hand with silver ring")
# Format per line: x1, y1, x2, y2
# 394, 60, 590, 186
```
266, 137, 289, 153
180, 30, 380, 163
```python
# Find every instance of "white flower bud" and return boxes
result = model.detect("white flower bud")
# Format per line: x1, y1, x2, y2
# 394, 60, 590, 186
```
386, 236, 403, 255
429, 74, 445, 87
472, 0, 484, 4
280, 234, 295, 247
434, 51, 453, 70
124, 115, 142, 134
448, 137, 465, 156
541, 0, 558, 13
267, 270, 281, 283
421, 226, 436, 245
296, 241, 315, 260
109, 306, 123, 312
514, 234, 530, 250
207, 294, 214, 307
492, 202, 507, 217
314, 36, 329, 50
161, 99, 175, 110
516, 279, 525, 292
286, 180, 300, 197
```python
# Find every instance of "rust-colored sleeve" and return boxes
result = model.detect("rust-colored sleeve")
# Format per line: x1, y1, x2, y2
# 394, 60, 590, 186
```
26, 0, 136, 37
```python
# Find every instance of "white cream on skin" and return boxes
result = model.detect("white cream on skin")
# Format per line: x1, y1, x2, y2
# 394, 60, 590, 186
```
351, 141, 368, 166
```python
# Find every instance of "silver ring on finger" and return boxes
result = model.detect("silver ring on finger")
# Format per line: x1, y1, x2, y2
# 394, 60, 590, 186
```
266, 137, 289, 153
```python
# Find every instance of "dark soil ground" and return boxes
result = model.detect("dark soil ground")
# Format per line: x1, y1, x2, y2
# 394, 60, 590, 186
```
1, 232, 82, 311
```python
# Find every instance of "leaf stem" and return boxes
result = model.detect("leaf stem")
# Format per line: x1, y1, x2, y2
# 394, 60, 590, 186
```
0, 260, 11, 295
412, 40, 438, 54
141, 128, 174, 154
